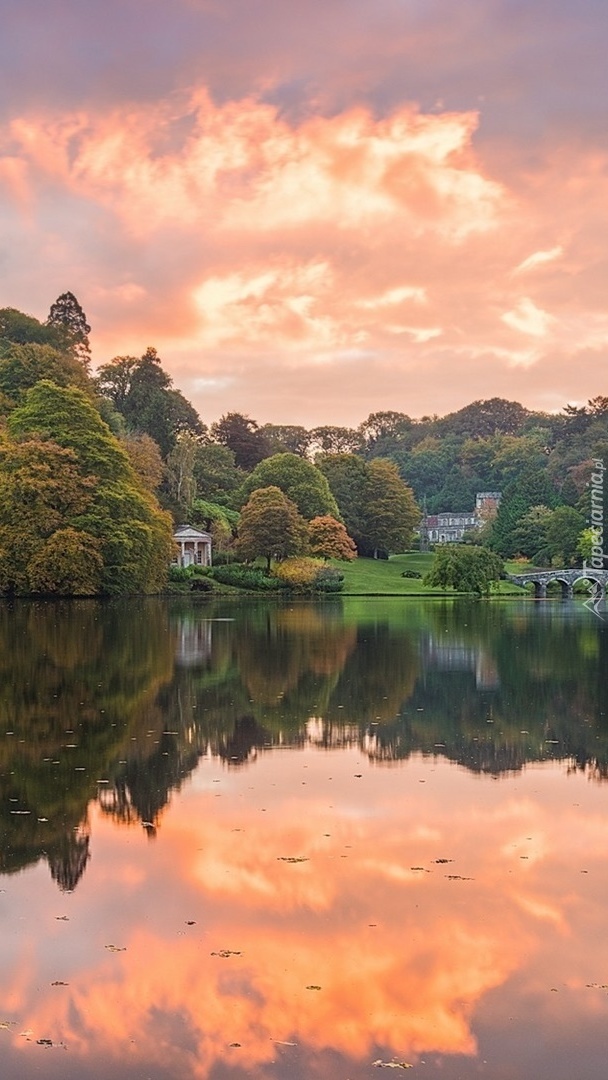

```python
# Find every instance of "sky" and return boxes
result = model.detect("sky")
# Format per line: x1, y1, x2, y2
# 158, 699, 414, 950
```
1, 0, 607, 427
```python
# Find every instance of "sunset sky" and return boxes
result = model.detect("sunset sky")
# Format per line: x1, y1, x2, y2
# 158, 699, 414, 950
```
1, 0, 607, 426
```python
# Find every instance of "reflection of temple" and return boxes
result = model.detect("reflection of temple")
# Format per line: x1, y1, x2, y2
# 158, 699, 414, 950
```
420, 634, 500, 689
174, 617, 212, 667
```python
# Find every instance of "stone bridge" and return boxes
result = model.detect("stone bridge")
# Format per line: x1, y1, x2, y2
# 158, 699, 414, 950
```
506, 567, 608, 599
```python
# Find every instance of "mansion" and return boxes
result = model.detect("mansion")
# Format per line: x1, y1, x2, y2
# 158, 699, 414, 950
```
421, 492, 501, 544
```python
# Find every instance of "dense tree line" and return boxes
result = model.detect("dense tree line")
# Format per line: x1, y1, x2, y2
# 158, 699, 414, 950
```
1, 296, 605, 593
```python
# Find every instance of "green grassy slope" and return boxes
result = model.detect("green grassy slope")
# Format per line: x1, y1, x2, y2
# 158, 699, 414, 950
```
331, 552, 534, 596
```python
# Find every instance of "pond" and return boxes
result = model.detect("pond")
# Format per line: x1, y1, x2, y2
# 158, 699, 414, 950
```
1, 596, 607, 1079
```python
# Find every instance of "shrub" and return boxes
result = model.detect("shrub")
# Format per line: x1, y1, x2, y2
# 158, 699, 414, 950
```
272, 557, 344, 593
401, 569, 422, 579
210, 563, 282, 590
169, 565, 192, 583
314, 566, 344, 592
272, 557, 322, 590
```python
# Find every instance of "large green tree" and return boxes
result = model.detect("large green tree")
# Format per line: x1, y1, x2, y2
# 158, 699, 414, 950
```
4, 381, 174, 594
47, 292, 92, 367
260, 424, 311, 457
192, 442, 244, 505
488, 469, 559, 558
318, 453, 419, 556
211, 413, 272, 470
510, 505, 553, 564
424, 545, 504, 596
237, 486, 307, 569
363, 459, 420, 557
545, 505, 586, 566
310, 425, 363, 455
96, 348, 204, 457
238, 452, 339, 520
0, 341, 91, 405
316, 452, 369, 543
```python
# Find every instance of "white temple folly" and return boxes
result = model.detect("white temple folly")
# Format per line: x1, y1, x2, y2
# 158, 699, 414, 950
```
172, 524, 212, 567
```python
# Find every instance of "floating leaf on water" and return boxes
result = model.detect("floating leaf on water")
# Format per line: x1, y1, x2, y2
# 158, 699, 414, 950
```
434, 858, 453, 864
229, 1042, 241, 1047
373, 1061, 413, 1069
445, 875, 474, 881
305, 985, 322, 990
105, 944, 126, 952
51, 981, 69, 986
277, 857, 309, 863
55, 916, 69, 921
211, 949, 242, 958
0, 1020, 16, 1030
272, 1040, 297, 1045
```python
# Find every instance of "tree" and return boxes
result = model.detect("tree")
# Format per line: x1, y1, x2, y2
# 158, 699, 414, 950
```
308, 516, 357, 560
437, 398, 529, 438
511, 505, 553, 563
358, 411, 414, 455
5, 381, 174, 594
193, 443, 244, 504
0, 307, 74, 351
260, 424, 311, 457
318, 453, 420, 556
362, 459, 420, 557
237, 486, 307, 569
577, 527, 596, 564
166, 431, 200, 513
0, 341, 91, 405
238, 452, 339, 520
545, 505, 586, 566
122, 433, 164, 493
47, 292, 91, 367
424, 546, 504, 596
310, 425, 363, 455
96, 348, 204, 457
488, 468, 559, 558
190, 499, 239, 557
0, 435, 97, 594
27, 528, 103, 596
316, 452, 370, 543
211, 413, 272, 470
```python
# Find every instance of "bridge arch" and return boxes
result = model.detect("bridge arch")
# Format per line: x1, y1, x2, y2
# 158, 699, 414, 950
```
506, 568, 608, 601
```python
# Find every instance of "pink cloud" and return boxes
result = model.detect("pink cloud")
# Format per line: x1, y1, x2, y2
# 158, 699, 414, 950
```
2, 82, 608, 424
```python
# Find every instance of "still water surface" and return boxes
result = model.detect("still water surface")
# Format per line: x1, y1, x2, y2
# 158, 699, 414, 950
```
1, 597, 607, 1079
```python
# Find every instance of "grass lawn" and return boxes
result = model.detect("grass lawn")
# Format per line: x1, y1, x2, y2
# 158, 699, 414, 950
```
331, 552, 443, 595
331, 552, 535, 596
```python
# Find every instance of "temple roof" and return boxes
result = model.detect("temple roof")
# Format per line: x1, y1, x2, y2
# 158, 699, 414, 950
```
173, 524, 212, 541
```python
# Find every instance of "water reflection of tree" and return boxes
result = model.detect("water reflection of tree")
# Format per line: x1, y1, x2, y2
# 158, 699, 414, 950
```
3, 598, 608, 893
0, 599, 174, 887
